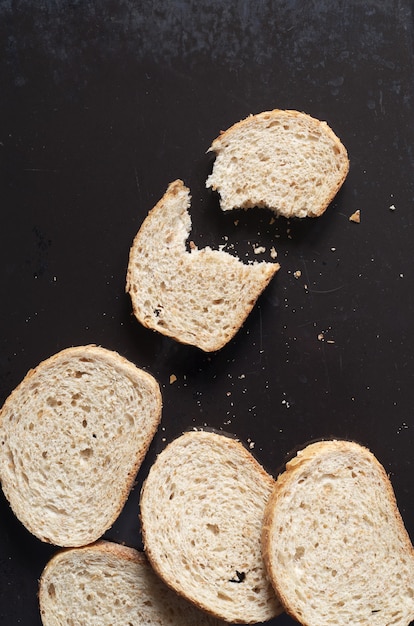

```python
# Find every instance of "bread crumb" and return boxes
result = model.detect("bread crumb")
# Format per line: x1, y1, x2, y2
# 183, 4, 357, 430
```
318, 333, 324, 341
389, 204, 396, 211
293, 270, 302, 279
270, 247, 278, 259
349, 209, 360, 223
169, 374, 177, 384
253, 245, 266, 254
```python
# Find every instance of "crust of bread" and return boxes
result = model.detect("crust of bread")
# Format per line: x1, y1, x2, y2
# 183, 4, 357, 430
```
140, 430, 283, 623
126, 179, 279, 352
39, 540, 223, 625
0, 345, 162, 547
206, 109, 349, 218
262, 439, 414, 626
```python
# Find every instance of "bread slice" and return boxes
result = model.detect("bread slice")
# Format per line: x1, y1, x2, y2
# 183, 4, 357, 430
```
0, 345, 162, 547
126, 179, 279, 352
262, 439, 414, 626
140, 430, 283, 623
39, 540, 223, 625
206, 109, 349, 218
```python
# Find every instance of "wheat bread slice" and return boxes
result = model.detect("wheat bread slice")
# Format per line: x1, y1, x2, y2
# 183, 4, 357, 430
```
206, 109, 349, 218
140, 430, 283, 623
0, 345, 162, 547
262, 439, 414, 626
126, 179, 279, 352
39, 540, 223, 625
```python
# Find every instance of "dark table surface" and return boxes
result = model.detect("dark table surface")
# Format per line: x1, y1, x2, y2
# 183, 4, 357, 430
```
1, 1, 414, 624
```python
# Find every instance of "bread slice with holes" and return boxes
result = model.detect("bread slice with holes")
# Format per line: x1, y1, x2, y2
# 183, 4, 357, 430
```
140, 430, 283, 623
262, 439, 414, 626
0, 345, 162, 547
126, 179, 279, 352
206, 109, 349, 218
39, 540, 224, 625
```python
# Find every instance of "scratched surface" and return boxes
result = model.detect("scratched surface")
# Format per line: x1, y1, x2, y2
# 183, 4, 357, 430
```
0, 1, 414, 624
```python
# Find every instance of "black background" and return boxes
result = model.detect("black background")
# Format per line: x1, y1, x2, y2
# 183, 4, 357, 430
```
1, 1, 414, 624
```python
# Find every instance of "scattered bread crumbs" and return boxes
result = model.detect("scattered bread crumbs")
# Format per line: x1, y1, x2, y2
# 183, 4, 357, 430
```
349, 209, 360, 223
293, 270, 302, 279
270, 247, 278, 259
318, 332, 335, 344
169, 374, 177, 384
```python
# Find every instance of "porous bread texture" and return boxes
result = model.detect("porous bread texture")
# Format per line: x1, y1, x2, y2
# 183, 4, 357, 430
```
39, 541, 223, 626
126, 179, 279, 352
0, 345, 162, 547
206, 109, 349, 218
140, 430, 283, 623
262, 439, 414, 626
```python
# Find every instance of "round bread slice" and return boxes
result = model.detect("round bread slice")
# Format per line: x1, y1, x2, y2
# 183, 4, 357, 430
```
206, 109, 349, 218
39, 541, 223, 625
0, 345, 162, 547
126, 179, 279, 352
262, 439, 414, 626
140, 430, 283, 623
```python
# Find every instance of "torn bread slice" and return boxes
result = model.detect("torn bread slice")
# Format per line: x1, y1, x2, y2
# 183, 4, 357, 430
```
39, 541, 224, 625
0, 345, 162, 547
262, 439, 414, 626
206, 109, 349, 218
126, 179, 279, 352
140, 430, 283, 623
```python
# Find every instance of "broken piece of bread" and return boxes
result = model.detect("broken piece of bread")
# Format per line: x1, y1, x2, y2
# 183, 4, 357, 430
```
206, 109, 349, 218
126, 179, 279, 352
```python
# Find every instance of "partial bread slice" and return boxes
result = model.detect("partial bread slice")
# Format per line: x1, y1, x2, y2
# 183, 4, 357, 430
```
206, 109, 349, 218
140, 430, 283, 623
0, 345, 162, 547
39, 541, 223, 625
262, 439, 414, 626
126, 179, 279, 352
